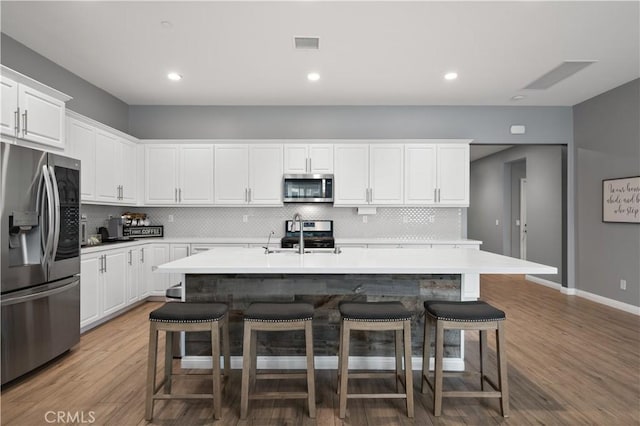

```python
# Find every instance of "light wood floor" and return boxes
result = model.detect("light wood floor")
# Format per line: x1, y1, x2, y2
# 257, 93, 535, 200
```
2, 275, 639, 425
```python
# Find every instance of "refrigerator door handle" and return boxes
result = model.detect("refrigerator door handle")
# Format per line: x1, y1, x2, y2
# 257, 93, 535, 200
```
49, 166, 61, 264
0, 278, 79, 307
41, 165, 55, 270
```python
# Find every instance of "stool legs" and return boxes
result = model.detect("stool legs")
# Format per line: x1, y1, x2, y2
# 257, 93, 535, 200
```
338, 319, 414, 419
145, 323, 159, 421
496, 322, 510, 416
433, 320, 445, 416
241, 320, 316, 420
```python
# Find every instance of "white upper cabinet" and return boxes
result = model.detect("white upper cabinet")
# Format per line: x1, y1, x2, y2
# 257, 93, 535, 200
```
334, 144, 403, 205
369, 144, 404, 204
215, 144, 282, 206
436, 144, 469, 205
68, 113, 137, 205
1, 68, 70, 149
284, 144, 333, 174
145, 144, 214, 205
67, 117, 96, 201
404, 143, 469, 206
405, 144, 437, 205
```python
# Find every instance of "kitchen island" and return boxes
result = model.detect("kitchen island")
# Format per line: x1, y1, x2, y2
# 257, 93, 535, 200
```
156, 247, 556, 371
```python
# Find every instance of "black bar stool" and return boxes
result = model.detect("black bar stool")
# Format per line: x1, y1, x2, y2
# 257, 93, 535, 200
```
337, 301, 414, 419
240, 302, 316, 419
145, 302, 230, 421
422, 300, 509, 417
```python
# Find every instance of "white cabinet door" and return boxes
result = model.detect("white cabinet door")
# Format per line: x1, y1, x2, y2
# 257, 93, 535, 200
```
1, 77, 18, 137
138, 246, 151, 298
249, 144, 283, 205
334, 144, 369, 205
120, 141, 137, 203
169, 244, 190, 288
180, 145, 214, 204
437, 144, 469, 205
214, 144, 249, 204
284, 144, 333, 174
102, 250, 127, 316
67, 117, 96, 201
16, 84, 65, 149
309, 144, 333, 173
80, 254, 102, 328
94, 130, 120, 202
149, 244, 170, 295
284, 144, 309, 174
404, 144, 437, 205
145, 145, 179, 204
369, 144, 403, 204
125, 248, 139, 304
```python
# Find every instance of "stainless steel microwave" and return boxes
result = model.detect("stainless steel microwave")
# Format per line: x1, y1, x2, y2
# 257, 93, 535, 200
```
283, 174, 334, 203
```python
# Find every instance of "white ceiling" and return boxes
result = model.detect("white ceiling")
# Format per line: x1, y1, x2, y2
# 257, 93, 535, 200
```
1, 1, 638, 106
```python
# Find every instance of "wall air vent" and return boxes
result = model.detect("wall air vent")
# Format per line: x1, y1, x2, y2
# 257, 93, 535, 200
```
524, 61, 597, 90
294, 37, 320, 50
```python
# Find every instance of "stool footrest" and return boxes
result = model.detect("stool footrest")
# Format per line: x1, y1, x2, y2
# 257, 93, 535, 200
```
442, 391, 502, 398
348, 372, 398, 380
250, 392, 309, 400
348, 393, 409, 399
153, 393, 214, 400
257, 373, 307, 380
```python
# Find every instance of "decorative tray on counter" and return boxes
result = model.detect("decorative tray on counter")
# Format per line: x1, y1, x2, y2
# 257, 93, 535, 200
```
123, 226, 163, 238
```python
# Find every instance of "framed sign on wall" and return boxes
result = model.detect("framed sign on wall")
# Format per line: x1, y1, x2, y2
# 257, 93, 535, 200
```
602, 176, 640, 223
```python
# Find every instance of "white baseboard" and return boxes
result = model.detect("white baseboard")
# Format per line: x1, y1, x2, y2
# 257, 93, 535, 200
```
525, 275, 639, 315
525, 275, 562, 290
181, 355, 465, 372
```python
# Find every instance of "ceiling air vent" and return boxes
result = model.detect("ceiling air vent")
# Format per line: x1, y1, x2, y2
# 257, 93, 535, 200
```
294, 37, 320, 50
524, 61, 597, 90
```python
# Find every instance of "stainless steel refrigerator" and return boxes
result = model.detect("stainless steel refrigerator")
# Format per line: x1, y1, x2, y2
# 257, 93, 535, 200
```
1, 142, 81, 385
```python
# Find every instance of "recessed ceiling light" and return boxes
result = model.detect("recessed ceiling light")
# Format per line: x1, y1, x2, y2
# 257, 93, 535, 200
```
160, 21, 173, 29
307, 72, 320, 82
444, 72, 458, 81
167, 72, 182, 81
511, 95, 526, 101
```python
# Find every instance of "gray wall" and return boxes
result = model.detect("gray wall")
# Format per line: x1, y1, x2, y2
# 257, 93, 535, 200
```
573, 79, 640, 307
128, 105, 572, 142
0, 33, 129, 133
468, 146, 564, 284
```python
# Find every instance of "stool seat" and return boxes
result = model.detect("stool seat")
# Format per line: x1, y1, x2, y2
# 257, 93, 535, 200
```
424, 300, 505, 322
244, 302, 314, 322
339, 301, 412, 321
149, 302, 228, 323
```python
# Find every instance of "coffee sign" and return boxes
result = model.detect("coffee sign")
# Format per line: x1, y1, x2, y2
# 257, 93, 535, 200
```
602, 176, 640, 223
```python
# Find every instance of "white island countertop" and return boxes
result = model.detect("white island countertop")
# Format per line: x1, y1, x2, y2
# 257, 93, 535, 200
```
156, 247, 557, 275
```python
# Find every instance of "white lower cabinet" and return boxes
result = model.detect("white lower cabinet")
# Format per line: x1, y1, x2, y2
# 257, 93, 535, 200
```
102, 250, 127, 316
148, 244, 170, 296
80, 254, 102, 329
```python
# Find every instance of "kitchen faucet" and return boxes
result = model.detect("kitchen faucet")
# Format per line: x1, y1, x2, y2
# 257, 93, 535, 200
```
292, 212, 304, 254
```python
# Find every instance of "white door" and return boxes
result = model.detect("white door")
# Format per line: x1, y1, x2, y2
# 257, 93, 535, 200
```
215, 144, 249, 204
284, 144, 309, 173
138, 246, 150, 298
180, 145, 214, 204
1, 77, 18, 137
102, 250, 127, 316
437, 144, 469, 205
369, 144, 403, 204
17, 84, 65, 149
249, 144, 283, 205
520, 178, 528, 260
80, 254, 102, 328
145, 145, 179, 204
334, 144, 369, 205
67, 118, 96, 201
94, 130, 120, 202
404, 144, 437, 205
120, 141, 137, 203
309, 144, 334, 173
169, 244, 190, 288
